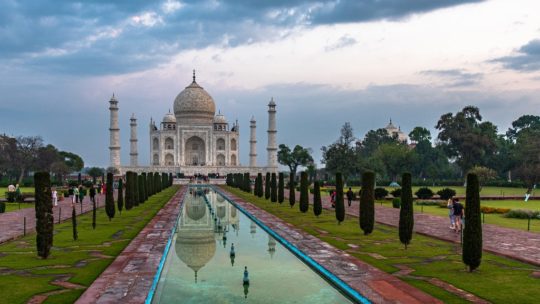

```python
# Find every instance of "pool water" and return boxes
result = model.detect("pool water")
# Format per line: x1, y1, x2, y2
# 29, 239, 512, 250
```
151, 187, 352, 303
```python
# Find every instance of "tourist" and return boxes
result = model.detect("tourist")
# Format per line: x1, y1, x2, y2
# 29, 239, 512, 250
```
243, 266, 250, 285
78, 185, 84, 204
452, 198, 464, 233
346, 187, 354, 207
73, 186, 79, 204
7, 184, 15, 202
330, 190, 336, 208
15, 184, 21, 201
230, 243, 235, 257
89, 185, 96, 203
447, 198, 455, 229
52, 188, 58, 206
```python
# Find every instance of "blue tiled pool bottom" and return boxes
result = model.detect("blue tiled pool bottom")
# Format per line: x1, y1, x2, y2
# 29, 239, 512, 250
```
151, 187, 352, 303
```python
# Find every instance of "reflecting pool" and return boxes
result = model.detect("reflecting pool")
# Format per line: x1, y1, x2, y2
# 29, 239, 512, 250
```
151, 187, 352, 303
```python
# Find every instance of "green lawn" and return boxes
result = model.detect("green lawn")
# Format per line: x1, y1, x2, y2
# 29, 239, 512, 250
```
225, 186, 540, 304
0, 186, 179, 304
395, 200, 540, 232
0, 187, 35, 198
320, 186, 534, 197
4, 202, 34, 212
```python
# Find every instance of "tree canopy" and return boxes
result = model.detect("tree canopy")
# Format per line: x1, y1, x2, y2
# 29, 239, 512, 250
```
277, 144, 313, 178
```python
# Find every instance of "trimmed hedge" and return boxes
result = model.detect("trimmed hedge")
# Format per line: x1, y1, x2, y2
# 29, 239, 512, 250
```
374, 187, 389, 200
415, 187, 434, 199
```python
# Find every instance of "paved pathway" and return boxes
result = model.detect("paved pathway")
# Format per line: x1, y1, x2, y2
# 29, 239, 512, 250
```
0, 194, 107, 244
289, 191, 540, 267
76, 187, 186, 304
220, 188, 442, 304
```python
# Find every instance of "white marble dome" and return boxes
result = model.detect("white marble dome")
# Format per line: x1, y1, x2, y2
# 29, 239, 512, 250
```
162, 111, 176, 123
173, 73, 216, 124
213, 112, 227, 124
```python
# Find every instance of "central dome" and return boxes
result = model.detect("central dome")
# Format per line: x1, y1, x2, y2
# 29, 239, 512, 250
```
173, 71, 216, 125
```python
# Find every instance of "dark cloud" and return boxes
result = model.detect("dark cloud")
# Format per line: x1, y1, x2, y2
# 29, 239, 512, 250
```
0, 0, 483, 76
420, 69, 483, 87
493, 39, 540, 71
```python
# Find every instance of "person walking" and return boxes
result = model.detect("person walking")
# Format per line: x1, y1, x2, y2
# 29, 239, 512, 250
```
330, 190, 336, 208
452, 198, 464, 233
73, 186, 79, 204
346, 187, 354, 207
52, 188, 58, 206
89, 185, 96, 204
447, 198, 455, 229
15, 184, 21, 202
78, 185, 84, 204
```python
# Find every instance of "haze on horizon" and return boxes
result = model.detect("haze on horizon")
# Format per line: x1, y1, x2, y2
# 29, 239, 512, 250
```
0, 0, 539, 168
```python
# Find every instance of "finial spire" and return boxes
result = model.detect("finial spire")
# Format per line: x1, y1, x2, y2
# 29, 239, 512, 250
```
193, 69, 196, 82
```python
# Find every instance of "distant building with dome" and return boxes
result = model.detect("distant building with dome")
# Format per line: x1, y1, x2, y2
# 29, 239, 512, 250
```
384, 119, 409, 143
108, 70, 278, 176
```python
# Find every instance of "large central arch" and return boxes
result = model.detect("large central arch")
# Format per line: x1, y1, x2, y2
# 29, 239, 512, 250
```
185, 136, 206, 165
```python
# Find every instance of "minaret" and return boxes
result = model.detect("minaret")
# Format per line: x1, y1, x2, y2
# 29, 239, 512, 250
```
130, 113, 138, 167
108, 94, 121, 170
249, 116, 257, 167
266, 97, 278, 169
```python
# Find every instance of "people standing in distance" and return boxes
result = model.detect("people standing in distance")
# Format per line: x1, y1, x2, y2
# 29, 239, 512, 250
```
346, 187, 354, 207
452, 198, 464, 233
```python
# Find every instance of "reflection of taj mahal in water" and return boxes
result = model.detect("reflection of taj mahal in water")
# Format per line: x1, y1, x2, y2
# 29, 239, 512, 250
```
107, 70, 278, 176
175, 189, 277, 282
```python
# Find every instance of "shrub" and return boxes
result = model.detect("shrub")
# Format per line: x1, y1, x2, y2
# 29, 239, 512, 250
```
360, 171, 375, 235
0, 202, 5, 213
390, 188, 401, 198
399, 172, 414, 249
374, 187, 389, 200
392, 198, 401, 208
503, 209, 540, 219
415, 187, 434, 199
335, 172, 344, 223
415, 201, 444, 207
437, 188, 456, 200
463, 173, 482, 272
480, 206, 510, 214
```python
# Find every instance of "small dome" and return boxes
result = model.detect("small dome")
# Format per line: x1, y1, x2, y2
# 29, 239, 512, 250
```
185, 196, 207, 221
163, 111, 176, 123
173, 71, 216, 125
213, 112, 227, 124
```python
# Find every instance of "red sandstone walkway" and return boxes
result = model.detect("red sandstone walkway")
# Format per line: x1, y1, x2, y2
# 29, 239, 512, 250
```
0, 194, 107, 244
219, 188, 442, 304
289, 192, 540, 267
76, 187, 186, 304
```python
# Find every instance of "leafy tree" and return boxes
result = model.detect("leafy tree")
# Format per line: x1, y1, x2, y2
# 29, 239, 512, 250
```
265, 172, 271, 199
59, 151, 84, 173
372, 143, 416, 182
278, 172, 284, 203
408, 126, 431, 143
468, 166, 497, 190
506, 115, 540, 141
360, 171, 375, 235
289, 172, 296, 207
50, 161, 70, 185
87, 167, 104, 185
299, 172, 309, 213
313, 180, 322, 217
358, 128, 397, 157
399, 173, 414, 249
35, 144, 62, 172
513, 129, 540, 191
14, 136, 43, 184
278, 144, 313, 179
415, 187, 434, 199
105, 173, 115, 220
321, 122, 358, 180
335, 172, 345, 223
436, 106, 497, 173
306, 163, 317, 184
463, 173, 482, 272
270, 173, 277, 202
437, 188, 456, 200
374, 187, 389, 200
34, 172, 53, 259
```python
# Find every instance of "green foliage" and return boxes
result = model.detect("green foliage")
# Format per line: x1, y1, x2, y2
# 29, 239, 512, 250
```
321, 122, 358, 180
92, 198, 97, 230
299, 172, 309, 213
142, 173, 148, 201
463, 173, 482, 272
392, 198, 401, 208
244, 173, 251, 193
138, 175, 145, 204
125, 172, 133, 210
374, 187, 389, 199
59, 151, 84, 172
71, 206, 78, 241
289, 172, 296, 207
437, 188, 456, 200
503, 209, 540, 219
373, 143, 416, 182
468, 166, 497, 188
390, 188, 401, 198
105, 173, 115, 220
335, 172, 344, 223
133, 173, 139, 207
147, 172, 154, 197
399, 173, 414, 249
34, 172, 53, 259
360, 171, 375, 235
0, 202, 5, 213
265, 172, 271, 199
278, 172, 284, 203
313, 181, 322, 217
271, 173, 277, 202
415, 187, 434, 199
277, 144, 314, 179
117, 179, 124, 213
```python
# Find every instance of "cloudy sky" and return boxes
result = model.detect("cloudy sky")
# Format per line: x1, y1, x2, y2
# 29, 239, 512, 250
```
1, 0, 539, 168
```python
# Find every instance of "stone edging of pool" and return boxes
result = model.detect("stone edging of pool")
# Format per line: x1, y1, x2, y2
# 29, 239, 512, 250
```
75, 186, 187, 304
215, 186, 442, 304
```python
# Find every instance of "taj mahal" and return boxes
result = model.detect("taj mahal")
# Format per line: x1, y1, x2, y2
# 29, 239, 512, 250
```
108, 71, 278, 176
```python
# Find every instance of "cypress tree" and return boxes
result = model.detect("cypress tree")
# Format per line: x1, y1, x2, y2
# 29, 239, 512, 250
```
169, 173, 173, 186
335, 172, 345, 223
226, 174, 232, 186
244, 173, 251, 193
463, 173, 482, 272
289, 172, 296, 207
147, 172, 153, 196
133, 173, 139, 207
253, 174, 259, 196
299, 172, 309, 213
162, 173, 167, 190
105, 172, 115, 220
399, 172, 414, 249
141, 173, 148, 201
155, 172, 161, 193
117, 178, 124, 214
258, 173, 264, 197
34, 172, 53, 259
360, 171, 375, 235
138, 175, 145, 204
313, 180, 322, 217
265, 172, 271, 200
92, 196, 97, 229
125, 172, 133, 210
271, 173, 277, 202
278, 172, 284, 203
71, 205, 78, 240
